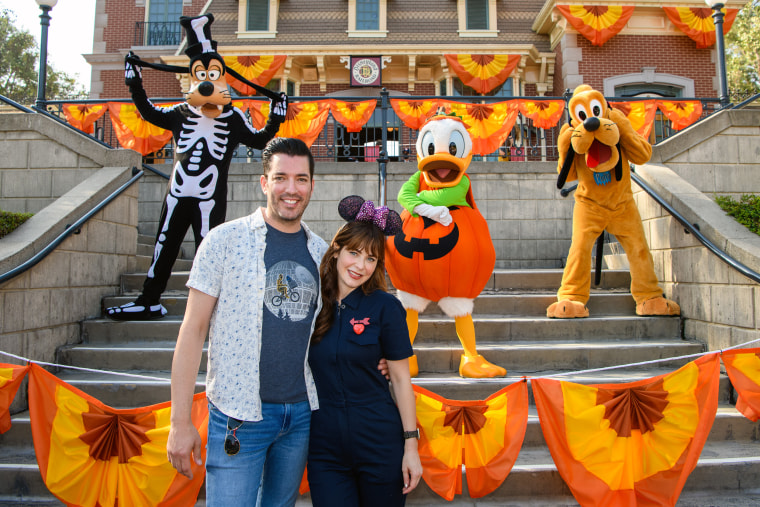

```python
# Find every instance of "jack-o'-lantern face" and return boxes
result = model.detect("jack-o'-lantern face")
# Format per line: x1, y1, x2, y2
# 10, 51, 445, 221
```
416, 116, 473, 189
185, 57, 231, 118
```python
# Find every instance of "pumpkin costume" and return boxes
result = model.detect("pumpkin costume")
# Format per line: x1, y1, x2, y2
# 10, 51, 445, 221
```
386, 116, 506, 378
547, 85, 680, 318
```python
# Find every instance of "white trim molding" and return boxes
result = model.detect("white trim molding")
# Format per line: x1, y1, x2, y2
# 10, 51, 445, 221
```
604, 68, 694, 97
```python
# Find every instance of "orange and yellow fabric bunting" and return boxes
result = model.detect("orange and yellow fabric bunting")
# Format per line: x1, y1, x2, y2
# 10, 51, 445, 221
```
533, 354, 720, 507
224, 55, 286, 96
517, 99, 565, 130
27, 364, 208, 507
62, 104, 108, 135
390, 99, 440, 130
0, 363, 30, 434
413, 381, 528, 500
663, 7, 739, 49
439, 100, 519, 155
610, 100, 658, 138
556, 5, 635, 46
328, 99, 377, 132
721, 348, 760, 422
278, 101, 331, 148
657, 100, 703, 131
107, 102, 174, 156
444, 54, 520, 95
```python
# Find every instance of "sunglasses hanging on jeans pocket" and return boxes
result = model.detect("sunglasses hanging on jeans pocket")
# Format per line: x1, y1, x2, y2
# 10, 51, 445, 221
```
225, 417, 244, 455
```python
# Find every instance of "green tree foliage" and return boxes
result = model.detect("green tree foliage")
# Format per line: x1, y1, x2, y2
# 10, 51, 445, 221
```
0, 9, 86, 105
726, 1, 760, 102
0, 210, 33, 239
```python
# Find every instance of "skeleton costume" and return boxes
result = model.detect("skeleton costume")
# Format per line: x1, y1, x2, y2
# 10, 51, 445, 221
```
106, 14, 287, 320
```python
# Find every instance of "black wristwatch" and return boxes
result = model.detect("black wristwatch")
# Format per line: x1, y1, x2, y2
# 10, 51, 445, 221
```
403, 429, 420, 439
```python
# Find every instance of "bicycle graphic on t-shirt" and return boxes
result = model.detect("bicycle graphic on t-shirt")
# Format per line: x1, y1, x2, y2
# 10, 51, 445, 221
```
273, 274, 301, 305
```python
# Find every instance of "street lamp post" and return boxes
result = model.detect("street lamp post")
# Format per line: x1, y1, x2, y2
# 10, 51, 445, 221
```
35, 0, 59, 110
705, 0, 729, 107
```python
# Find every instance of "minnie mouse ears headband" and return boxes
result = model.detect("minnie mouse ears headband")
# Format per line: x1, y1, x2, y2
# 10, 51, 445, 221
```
338, 195, 402, 236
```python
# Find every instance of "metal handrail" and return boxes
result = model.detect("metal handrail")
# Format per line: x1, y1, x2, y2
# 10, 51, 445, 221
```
733, 93, 760, 109
142, 163, 169, 180
631, 172, 760, 284
0, 167, 145, 285
30, 105, 113, 149
0, 96, 34, 113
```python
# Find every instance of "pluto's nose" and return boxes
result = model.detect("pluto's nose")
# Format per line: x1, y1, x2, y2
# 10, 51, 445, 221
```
583, 117, 600, 132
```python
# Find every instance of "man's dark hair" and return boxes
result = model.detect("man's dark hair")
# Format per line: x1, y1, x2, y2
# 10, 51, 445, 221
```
262, 138, 315, 179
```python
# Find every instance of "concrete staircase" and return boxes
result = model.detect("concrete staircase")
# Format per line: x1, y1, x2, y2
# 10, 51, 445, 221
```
2, 251, 760, 505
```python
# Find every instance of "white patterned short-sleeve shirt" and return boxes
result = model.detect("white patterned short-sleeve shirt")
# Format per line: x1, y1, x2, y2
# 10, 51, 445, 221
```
188, 208, 327, 421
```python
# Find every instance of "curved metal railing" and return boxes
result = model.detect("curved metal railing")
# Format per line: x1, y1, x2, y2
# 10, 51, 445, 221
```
631, 172, 760, 284
0, 167, 144, 285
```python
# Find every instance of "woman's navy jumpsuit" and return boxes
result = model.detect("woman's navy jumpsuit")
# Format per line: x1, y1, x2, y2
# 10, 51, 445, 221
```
307, 287, 413, 506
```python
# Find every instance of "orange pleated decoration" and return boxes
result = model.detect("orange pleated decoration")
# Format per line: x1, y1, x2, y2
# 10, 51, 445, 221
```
533, 354, 720, 507
274, 101, 331, 148
413, 382, 529, 500
721, 348, 760, 422
663, 7, 739, 49
224, 55, 286, 96
328, 99, 377, 132
610, 100, 658, 138
556, 5, 635, 46
390, 99, 440, 130
0, 363, 30, 434
657, 100, 703, 131
62, 104, 107, 134
107, 102, 174, 156
247, 100, 272, 130
439, 100, 519, 155
27, 365, 208, 507
444, 54, 520, 94
517, 99, 565, 129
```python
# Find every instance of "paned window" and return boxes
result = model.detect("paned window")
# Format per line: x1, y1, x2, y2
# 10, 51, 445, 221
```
357, 0, 379, 30
466, 0, 488, 30
145, 0, 183, 46
247, 0, 269, 31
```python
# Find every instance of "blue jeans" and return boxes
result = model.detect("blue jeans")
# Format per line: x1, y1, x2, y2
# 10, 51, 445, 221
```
206, 401, 311, 507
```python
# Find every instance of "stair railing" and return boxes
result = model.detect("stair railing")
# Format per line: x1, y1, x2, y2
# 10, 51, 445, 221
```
0, 167, 145, 285
630, 171, 760, 284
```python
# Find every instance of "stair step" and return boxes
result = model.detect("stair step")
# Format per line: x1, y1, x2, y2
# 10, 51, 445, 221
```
59, 339, 702, 375
117, 269, 635, 294
82, 315, 681, 344
2, 408, 758, 504
133, 255, 194, 274
101, 292, 639, 318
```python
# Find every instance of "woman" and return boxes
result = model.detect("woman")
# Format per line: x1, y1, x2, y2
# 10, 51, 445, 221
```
307, 195, 423, 506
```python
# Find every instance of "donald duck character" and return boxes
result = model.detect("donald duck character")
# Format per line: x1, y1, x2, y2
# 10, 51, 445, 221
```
547, 85, 680, 319
385, 115, 506, 378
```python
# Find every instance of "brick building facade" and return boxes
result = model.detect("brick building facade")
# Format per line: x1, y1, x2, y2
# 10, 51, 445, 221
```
86, 0, 745, 102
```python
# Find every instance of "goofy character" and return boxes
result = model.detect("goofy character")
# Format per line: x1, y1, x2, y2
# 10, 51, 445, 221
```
106, 14, 287, 320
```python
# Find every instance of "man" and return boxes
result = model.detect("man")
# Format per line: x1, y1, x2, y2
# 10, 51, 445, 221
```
167, 137, 326, 506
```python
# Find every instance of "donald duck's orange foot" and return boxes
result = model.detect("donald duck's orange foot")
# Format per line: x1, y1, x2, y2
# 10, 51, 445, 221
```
547, 300, 589, 319
636, 296, 680, 316
459, 354, 507, 378
408, 354, 419, 378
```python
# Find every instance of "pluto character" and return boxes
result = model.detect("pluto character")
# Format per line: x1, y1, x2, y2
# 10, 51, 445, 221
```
547, 85, 680, 318
385, 115, 506, 378
106, 14, 287, 320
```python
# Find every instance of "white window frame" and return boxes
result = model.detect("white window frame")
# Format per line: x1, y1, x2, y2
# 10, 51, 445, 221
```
347, 0, 388, 38
237, 0, 279, 39
604, 69, 694, 98
457, 0, 498, 38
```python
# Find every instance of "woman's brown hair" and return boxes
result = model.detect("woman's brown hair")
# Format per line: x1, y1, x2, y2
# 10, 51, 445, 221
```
311, 221, 388, 344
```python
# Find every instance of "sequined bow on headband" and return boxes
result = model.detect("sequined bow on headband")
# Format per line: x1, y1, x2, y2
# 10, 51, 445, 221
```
338, 195, 403, 235
356, 200, 390, 231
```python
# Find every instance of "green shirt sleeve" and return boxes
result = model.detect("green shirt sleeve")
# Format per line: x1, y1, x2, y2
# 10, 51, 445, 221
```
398, 171, 471, 216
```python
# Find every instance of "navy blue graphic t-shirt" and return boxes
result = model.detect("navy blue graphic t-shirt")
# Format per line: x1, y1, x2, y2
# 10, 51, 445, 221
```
259, 223, 320, 403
